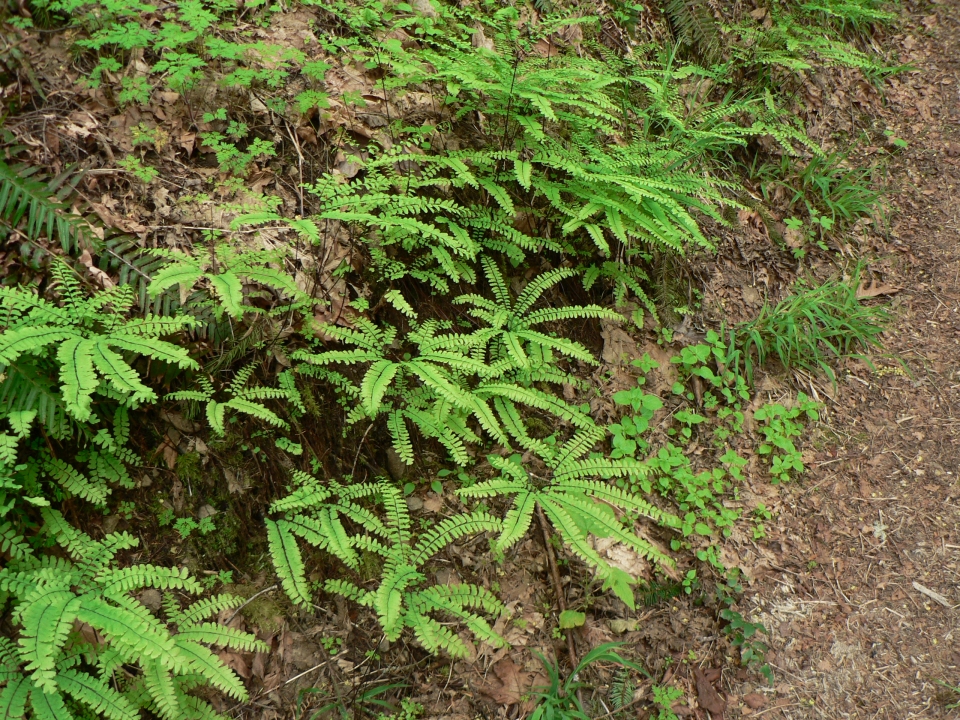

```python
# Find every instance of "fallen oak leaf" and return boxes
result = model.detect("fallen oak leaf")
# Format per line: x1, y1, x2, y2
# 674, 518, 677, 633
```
857, 279, 901, 299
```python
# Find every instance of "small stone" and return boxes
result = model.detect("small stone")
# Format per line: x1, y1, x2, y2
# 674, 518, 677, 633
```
198, 504, 217, 519
406, 496, 424, 512
385, 447, 408, 482
412, 0, 437, 16
140, 589, 162, 612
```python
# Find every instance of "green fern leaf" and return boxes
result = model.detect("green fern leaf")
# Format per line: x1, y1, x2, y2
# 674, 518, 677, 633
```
18, 588, 81, 691
56, 338, 98, 421
172, 637, 248, 701
410, 615, 470, 658
387, 410, 414, 466
29, 685, 74, 720
205, 400, 226, 436
0, 676, 29, 720
360, 360, 400, 416
175, 624, 268, 654
141, 660, 180, 720
206, 272, 245, 318
0, 327, 73, 366
376, 565, 422, 640
90, 343, 154, 401
222, 397, 286, 428
147, 263, 204, 297
265, 519, 311, 607
76, 597, 176, 661
56, 669, 138, 720
497, 490, 538, 551
411, 510, 501, 564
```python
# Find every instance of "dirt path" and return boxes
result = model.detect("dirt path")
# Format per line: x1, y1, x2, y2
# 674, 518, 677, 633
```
739, 3, 960, 718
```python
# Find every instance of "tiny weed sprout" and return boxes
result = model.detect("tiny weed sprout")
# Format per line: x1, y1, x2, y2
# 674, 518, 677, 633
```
530, 643, 646, 720
720, 609, 774, 684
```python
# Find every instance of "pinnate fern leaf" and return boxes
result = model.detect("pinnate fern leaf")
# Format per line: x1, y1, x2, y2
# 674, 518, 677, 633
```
265, 519, 311, 607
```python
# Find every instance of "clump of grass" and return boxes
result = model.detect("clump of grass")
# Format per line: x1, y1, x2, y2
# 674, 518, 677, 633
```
729, 268, 889, 383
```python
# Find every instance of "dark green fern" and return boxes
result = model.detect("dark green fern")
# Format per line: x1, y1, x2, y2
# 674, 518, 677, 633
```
0, 160, 88, 254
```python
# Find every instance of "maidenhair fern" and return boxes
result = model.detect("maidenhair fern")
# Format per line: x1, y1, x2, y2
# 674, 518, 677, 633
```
0, 508, 267, 720
455, 256, 620, 369
0, 261, 197, 426
293, 265, 608, 466
147, 242, 304, 319
459, 428, 681, 608
166, 364, 302, 436
267, 474, 506, 658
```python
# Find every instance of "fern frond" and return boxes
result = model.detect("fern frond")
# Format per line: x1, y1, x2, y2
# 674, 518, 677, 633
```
56, 669, 139, 720
476, 383, 594, 429
17, 587, 80, 691
141, 660, 180, 720
411, 510, 501, 564
265, 519, 311, 607
172, 637, 248, 701
29, 685, 74, 720
324, 578, 373, 606
409, 615, 471, 658
175, 624, 268, 654
99, 565, 203, 595
0, 160, 89, 253
496, 490, 538, 551
0, 676, 30, 720
76, 596, 177, 662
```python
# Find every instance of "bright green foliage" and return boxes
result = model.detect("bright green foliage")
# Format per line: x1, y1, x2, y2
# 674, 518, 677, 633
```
166, 364, 301, 436
30, 406, 138, 506
0, 262, 197, 425
455, 256, 620, 368
730, 271, 889, 384
0, 508, 267, 720
459, 430, 681, 609
293, 147, 553, 290
294, 270, 600, 466
267, 475, 506, 658
148, 243, 303, 319
754, 394, 820, 484
0, 160, 89, 255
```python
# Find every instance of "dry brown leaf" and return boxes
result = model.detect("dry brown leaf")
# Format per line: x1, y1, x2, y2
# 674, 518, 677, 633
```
693, 667, 726, 717
478, 657, 540, 707
161, 442, 178, 471
218, 651, 251, 679
857, 280, 901, 298
78, 249, 115, 288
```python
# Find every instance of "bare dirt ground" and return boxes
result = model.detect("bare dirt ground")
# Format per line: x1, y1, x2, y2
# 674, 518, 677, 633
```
729, 2, 960, 717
